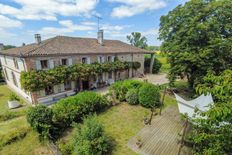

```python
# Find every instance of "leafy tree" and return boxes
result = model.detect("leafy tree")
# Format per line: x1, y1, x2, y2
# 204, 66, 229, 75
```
159, 0, 232, 88
144, 57, 162, 73
127, 32, 148, 49
3, 45, 16, 50
187, 70, 232, 154
74, 116, 112, 155
27, 105, 54, 140
146, 46, 160, 51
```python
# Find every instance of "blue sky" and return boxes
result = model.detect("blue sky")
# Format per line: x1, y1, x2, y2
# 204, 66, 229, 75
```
0, 0, 188, 46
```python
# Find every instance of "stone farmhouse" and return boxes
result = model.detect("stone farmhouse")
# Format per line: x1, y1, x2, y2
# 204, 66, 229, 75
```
0, 31, 151, 104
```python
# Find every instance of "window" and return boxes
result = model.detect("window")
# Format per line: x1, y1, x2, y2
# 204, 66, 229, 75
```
11, 72, 18, 87
4, 68, 9, 80
13, 58, 19, 69
57, 84, 62, 93
61, 59, 67, 66
82, 57, 87, 64
64, 80, 72, 91
98, 56, 105, 63
40, 60, 48, 69
108, 71, 112, 79
107, 56, 112, 62
45, 86, 54, 95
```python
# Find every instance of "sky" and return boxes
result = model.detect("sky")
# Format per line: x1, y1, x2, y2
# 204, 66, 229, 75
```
0, 0, 188, 46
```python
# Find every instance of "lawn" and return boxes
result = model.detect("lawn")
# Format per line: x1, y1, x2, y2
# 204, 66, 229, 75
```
0, 84, 51, 155
58, 92, 177, 155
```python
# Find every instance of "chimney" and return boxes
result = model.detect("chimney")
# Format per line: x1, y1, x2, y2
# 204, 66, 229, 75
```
97, 30, 104, 45
0, 43, 4, 51
34, 34, 41, 44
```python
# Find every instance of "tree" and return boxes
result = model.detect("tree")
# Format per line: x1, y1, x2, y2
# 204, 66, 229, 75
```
187, 70, 232, 154
159, 0, 232, 88
127, 32, 148, 49
74, 116, 112, 155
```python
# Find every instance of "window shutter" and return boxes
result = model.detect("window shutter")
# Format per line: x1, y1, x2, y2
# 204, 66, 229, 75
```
102, 56, 105, 63
61, 84, 65, 92
112, 56, 115, 62
87, 58, 91, 64
68, 58, 72, 66
36, 60, 41, 70
98, 56, 100, 63
49, 60, 54, 69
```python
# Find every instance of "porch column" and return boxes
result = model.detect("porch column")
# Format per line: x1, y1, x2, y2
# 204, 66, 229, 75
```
149, 53, 155, 74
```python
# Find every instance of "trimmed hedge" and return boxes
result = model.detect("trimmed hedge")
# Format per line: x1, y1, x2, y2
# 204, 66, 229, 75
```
126, 88, 139, 105
52, 91, 108, 129
138, 83, 161, 108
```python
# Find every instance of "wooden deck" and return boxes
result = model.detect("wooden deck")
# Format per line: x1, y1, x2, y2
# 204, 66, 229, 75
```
128, 106, 191, 155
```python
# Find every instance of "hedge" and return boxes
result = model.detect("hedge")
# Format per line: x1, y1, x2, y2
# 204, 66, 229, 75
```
52, 91, 108, 129
126, 88, 139, 105
109, 79, 144, 102
138, 83, 161, 108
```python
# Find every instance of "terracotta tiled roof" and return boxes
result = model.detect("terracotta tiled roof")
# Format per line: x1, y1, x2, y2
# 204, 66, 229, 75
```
0, 36, 151, 57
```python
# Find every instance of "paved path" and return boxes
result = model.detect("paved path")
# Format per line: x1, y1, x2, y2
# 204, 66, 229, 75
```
128, 106, 191, 155
134, 73, 169, 85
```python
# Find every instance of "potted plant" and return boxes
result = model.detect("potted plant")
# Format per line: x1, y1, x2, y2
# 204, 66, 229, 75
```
8, 93, 21, 109
136, 136, 142, 148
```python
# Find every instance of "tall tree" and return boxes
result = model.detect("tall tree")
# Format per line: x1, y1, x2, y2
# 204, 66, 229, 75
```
127, 32, 148, 49
159, 0, 232, 88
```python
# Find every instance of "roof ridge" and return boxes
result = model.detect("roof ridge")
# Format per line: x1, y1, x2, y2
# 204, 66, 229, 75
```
24, 36, 58, 56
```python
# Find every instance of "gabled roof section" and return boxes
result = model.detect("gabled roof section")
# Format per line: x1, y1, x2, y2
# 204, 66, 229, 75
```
0, 36, 151, 57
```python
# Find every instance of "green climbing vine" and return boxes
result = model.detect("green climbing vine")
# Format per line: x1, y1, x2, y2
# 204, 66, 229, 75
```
20, 61, 141, 92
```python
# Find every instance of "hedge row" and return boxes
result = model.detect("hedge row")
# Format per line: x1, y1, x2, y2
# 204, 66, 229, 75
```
26, 91, 108, 140
109, 80, 161, 108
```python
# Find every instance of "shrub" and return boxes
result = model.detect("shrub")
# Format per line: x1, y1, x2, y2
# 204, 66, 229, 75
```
27, 105, 54, 140
53, 91, 108, 129
109, 80, 144, 102
9, 93, 20, 101
144, 57, 162, 74
139, 83, 161, 108
126, 89, 139, 105
57, 139, 74, 155
74, 116, 112, 155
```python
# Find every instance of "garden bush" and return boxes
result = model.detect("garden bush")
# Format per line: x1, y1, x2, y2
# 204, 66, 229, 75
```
109, 80, 144, 102
9, 93, 20, 101
27, 105, 54, 140
53, 91, 108, 129
126, 89, 139, 105
139, 83, 161, 108
74, 116, 112, 155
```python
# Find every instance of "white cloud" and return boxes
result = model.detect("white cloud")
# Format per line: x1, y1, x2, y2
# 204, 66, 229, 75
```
109, 0, 166, 18
0, 0, 99, 21
0, 15, 23, 28
38, 20, 95, 37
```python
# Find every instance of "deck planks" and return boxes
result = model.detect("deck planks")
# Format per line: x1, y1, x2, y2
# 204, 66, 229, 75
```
128, 106, 191, 155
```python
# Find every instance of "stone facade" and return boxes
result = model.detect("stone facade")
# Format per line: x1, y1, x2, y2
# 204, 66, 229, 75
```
1, 53, 144, 105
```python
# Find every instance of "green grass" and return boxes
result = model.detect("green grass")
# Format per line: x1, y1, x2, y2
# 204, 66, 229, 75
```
0, 84, 51, 154
97, 103, 150, 155
59, 92, 177, 155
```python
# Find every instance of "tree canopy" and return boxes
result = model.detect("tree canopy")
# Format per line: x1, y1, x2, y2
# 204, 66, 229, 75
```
159, 0, 232, 88
127, 32, 148, 49
187, 70, 232, 154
